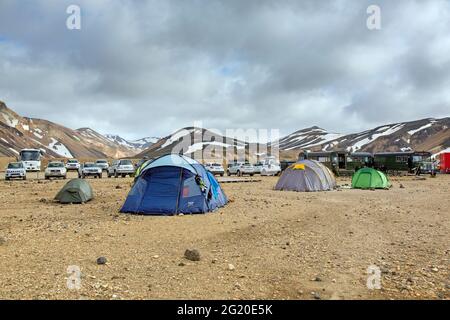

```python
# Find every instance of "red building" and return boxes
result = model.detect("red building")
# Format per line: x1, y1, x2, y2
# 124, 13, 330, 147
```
440, 152, 450, 173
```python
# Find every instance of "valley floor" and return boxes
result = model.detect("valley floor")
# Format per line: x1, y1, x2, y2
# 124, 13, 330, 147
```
0, 172, 448, 300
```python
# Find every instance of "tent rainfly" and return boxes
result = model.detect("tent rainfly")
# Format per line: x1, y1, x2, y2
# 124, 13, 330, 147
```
54, 179, 94, 203
274, 159, 336, 192
351, 167, 391, 189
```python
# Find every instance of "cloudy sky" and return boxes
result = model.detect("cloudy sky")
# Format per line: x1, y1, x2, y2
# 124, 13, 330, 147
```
0, 0, 449, 140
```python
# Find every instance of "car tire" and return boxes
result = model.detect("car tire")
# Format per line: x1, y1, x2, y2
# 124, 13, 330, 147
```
220, 173, 224, 177
122, 174, 126, 178
5, 177, 10, 181
114, 171, 118, 178
227, 170, 231, 176
237, 170, 242, 177
98, 174, 102, 179
250, 173, 254, 176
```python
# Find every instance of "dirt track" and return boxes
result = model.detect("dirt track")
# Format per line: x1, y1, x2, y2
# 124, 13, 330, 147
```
0, 172, 448, 300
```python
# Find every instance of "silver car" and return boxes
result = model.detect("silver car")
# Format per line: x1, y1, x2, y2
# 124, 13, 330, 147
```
5, 162, 27, 181
78, 162, 102, 179
45, 161, 67, 180
95, 159, 109, 172
227, 162, 255, 176
108, 159, 135, 178
205, 162, 225, 176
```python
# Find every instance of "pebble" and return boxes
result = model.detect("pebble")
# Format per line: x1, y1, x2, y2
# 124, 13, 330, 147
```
96, 256, 107, 265
184, 249, 201, 261
228, 264, 235, 271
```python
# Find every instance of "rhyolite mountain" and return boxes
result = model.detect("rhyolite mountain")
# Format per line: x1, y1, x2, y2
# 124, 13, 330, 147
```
0, 101, 145, 158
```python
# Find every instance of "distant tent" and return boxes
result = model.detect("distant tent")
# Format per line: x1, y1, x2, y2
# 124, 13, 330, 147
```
274, 159, 336, 192
120, 154, 228, 215
55, 179, 93, 203
351, 167, 391, 189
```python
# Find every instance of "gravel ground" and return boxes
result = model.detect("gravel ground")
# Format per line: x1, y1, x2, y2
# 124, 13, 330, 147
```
0, 172, 448, 300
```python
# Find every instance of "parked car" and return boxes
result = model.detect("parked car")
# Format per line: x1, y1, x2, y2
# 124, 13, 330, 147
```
205, 162, 225, 176
78, 162, 102, 179
253, 161, 264, 174
65, 159, 80, 171
95, 159, 109, 171
108, 159, 135, 178
45, 161, 67, 180
227, 162, 255, 176
5, 162, 26, 181
260, 156, 281, 176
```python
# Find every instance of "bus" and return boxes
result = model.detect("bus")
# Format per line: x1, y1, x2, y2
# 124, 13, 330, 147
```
19, 149, 43, 171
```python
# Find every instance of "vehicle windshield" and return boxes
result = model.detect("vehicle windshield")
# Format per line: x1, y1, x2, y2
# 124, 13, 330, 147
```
244, 162, 251, 165
84, 163, 96, 168
68, 159, 78, 163
120, 160, 132, 165
212, 163, 222, 167
8, 163, 23, 169
48, 162, 64, 168
20, 150, 40, 161
96, 160, 107, 163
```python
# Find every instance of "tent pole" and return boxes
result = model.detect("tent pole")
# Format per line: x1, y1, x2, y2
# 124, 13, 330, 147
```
175, 167, 183, 214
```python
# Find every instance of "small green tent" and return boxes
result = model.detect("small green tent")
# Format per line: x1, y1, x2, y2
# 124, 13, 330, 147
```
55, 179, 93, 203
351, 168, 391, 189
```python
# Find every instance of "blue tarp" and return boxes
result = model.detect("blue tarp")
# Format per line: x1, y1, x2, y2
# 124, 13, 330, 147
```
120, 154, 228, 215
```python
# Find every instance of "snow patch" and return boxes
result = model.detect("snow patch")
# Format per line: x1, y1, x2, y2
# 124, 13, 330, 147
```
48, 138, 73, 158
408, 123, 433, 136
8, 148, 19, 155
349, 124, 405, 152
33, 132, 43, 139
1, 113, 19, 127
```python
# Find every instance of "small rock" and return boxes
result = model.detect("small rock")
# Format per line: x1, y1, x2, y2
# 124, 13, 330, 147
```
152, 255, 159, 259
211, 258, 218, 264
431, 267, 438, 273
0, 237, 6, 245
311, 292, 321, 300
96, 256, 107, 265
178, 262, 185, 267
184, 249, 201, 261
115, 185, 122, 189
228, 264, 235, 271
399, 184, 405, 189
312, 276, 322, 282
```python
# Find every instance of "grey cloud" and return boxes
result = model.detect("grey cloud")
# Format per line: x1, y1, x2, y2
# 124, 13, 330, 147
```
0, 0, 449, 139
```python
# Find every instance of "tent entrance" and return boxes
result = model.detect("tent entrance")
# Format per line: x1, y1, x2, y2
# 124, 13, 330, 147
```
138, 167, 183, 214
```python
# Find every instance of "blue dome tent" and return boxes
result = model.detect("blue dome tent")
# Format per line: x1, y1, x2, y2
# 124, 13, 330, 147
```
120, 154, 228, 215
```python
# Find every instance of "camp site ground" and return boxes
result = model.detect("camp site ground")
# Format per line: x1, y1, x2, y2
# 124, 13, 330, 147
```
0, 170, 448, 300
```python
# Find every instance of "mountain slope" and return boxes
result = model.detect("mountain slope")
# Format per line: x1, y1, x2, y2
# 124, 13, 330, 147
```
0, 101, 141, 159
278, 117, 450, 155
105, 134, 159, 151
135, 127, 263, 160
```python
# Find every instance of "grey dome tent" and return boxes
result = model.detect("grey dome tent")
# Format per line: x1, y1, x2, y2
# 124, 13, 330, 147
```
275, 159, 336, 192
55, 179, 93, 204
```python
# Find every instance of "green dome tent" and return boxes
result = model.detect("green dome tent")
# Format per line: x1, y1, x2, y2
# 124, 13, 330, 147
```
54, 179, 93, 204
351, 168, 391, 189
